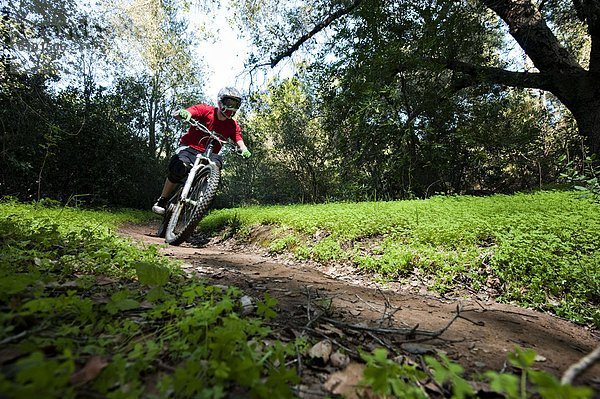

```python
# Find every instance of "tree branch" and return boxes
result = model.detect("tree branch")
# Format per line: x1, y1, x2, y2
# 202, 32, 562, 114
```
579, 0, 600, 72
446, 59, 556, 91
561, 344, 600, 385
270, 0, 364, 67
480, 0, 583, 74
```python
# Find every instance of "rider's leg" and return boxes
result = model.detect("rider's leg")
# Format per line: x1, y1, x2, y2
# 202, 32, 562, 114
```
153, 148, 197, 214
160, 178, 177, 198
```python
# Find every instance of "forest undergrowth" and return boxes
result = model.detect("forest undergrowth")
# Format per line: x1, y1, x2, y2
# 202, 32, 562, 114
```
0, 195, 597, 398
200, 190, 600, 328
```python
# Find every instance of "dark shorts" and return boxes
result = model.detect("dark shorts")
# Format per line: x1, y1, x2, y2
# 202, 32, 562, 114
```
167, 147, 223, 183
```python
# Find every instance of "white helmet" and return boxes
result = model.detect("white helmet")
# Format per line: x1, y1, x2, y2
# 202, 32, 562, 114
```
217, 87, 242, 119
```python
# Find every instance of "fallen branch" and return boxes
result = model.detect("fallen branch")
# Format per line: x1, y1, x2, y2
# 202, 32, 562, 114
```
376, 288, 403, 327
367, 331, 397, 355
561, 344, 600, 385
466, 301, 540, 319
355, 292, 404, 328
0, 330, 28, 345
457, 314, 485, 326
320, 304, 463, 341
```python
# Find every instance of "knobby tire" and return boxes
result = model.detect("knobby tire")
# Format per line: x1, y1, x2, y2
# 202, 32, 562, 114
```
157, 188, 181, 238
164, 163, 221, 245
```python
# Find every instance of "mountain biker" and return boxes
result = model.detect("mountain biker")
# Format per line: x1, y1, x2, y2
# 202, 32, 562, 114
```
152, 87, 251, 215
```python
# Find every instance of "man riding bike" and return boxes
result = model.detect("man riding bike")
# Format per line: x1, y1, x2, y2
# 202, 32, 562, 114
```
152, 87, 251, 214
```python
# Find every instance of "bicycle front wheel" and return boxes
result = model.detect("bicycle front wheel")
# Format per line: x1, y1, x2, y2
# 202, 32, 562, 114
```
157, 187, 182, 238
164, 163, 221, 245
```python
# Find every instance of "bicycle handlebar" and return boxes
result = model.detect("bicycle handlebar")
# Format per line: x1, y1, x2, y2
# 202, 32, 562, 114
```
185, 117, 242, 155
188, 118, 231, 144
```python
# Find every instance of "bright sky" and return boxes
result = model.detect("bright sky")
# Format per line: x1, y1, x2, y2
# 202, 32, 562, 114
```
191, 5, 295, 104
192, 7, 250, 103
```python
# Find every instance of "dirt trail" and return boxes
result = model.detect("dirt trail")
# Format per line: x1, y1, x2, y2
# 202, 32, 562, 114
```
121, 223, 600, 397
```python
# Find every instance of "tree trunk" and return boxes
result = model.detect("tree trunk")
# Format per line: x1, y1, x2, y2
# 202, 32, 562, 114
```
148, 99, 156, 156
571, 104, 600, 156
478, 0, 600, 156
551, 73, 600, 157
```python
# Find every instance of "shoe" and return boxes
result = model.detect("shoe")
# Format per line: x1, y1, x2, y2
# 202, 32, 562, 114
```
152, 197, 168, 215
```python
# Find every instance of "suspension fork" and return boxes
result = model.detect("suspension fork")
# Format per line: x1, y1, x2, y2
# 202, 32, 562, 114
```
179, 143, 216, 205
179, 155, 206, 204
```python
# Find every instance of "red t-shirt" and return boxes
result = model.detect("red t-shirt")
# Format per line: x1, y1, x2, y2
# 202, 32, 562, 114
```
180, 104, 243, 153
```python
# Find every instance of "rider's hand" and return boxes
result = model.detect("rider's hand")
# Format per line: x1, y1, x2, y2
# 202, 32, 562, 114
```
178, 109, 192, 122
241, 149, 251, 158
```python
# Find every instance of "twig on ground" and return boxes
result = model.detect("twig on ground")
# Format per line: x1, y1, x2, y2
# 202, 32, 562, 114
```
305, 286, 313, 326
367, 331, 397, 355
457, 314, 485, 326
321, 304, 462, 341
376, 287, 403, 327
473, 299, 487, 311
0, 330, 28, 345
291, 385, 329, 398
156, 360, 176, 372
561, 344, 600, 385
295, 339, 304, 375
463, 304, 539, 319
355, 291, 405, 328
355, 294, 381, 313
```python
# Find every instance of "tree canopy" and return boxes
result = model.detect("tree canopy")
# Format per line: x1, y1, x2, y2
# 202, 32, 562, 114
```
1, 0, 596, 206
235, 0, 600, 157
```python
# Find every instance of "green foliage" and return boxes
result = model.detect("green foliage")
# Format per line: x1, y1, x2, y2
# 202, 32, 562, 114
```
232, 0, 582, 203
360, 348, 427, 398
426, 353, 474, 399
256, 292, 278, 320
0, 74, 167, 208
135, 261, 171, 287
561, 155, 600, 199
310, 237, 347, 262
481, 346, 594, 399
0, 351, 76, 398
200, 191, 600, 326
358, 347, 594, 399
217, 76, 337, 207
269, 234, 301, 254
0, 202, 299, 397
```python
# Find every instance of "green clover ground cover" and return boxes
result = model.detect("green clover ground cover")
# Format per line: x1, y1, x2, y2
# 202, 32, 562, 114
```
200, 191, 600, 326
0, 200, 298, 398
0, 198, 595, 398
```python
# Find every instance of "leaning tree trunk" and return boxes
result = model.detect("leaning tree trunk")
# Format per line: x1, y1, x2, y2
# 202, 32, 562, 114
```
552, 74, 600, 158
476, 0, 600, 158
572, 105, 600, 157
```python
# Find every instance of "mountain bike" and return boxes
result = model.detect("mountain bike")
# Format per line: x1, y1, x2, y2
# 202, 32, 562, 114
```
157, 119, 237, 245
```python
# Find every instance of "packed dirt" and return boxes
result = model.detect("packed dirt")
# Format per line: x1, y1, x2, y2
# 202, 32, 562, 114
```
120, 222, 600, 398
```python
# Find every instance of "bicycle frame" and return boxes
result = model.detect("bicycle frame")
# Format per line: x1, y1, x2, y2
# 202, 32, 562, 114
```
176, 119, 233, 206
160, 118, 238, 244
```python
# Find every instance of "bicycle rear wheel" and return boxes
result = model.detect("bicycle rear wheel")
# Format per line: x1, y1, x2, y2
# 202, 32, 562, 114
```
164, 163, 221, 245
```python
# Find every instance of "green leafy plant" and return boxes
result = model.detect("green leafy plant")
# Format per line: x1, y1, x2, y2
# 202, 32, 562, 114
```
256, 292, 278, 320
482, 346, 593, 399
357, 347, 595, 399
425, 352, 474, 399
0, 202, 299, 398
418, 347, 594, 399
560, 155, 599, 199
269, 234, 301, 254
360, 348, 427, 398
